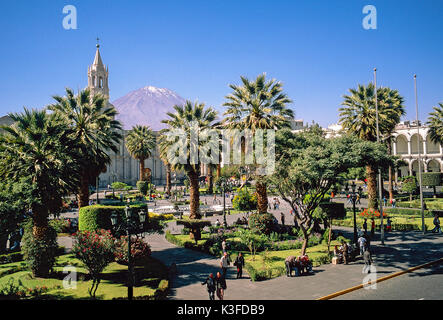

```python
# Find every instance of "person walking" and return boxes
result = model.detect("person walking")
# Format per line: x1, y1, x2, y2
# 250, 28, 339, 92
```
341, 241, 349, 265
280, 212, 285, 226
358, 235, 367, 256
234, 252, 245, 278
215, 272, 226, 300
392, 198, 396, 208
363, 218, 368, 234
386, 217, 392, 233
221, 239, 227, 253
431, 214, 441, 233
363, 248, 373, 273
383, 196, 387, 207
220, 252, 230, 277
201, 273, 216, 300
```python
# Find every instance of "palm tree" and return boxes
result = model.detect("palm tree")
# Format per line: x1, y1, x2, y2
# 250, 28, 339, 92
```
0, 109, 79, 275
48, 88, 122, 208
126, 125, 156, 182
427, 103, 443, 145
222, 73, 294, 214
158, 143, 172, 196
339, 83, 405, 208
158, 101, 218, 238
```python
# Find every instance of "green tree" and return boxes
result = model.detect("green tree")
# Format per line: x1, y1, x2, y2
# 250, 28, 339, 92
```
48, 88, 122, 208
339, 83, 405, 208
427, 103, 443, 145
126, 125, 156, 182
269, 129, 393, 255
0, 181, 30, 253
158, 101, 218, 241
0, 109, 79, 276
236, 228, 268, 261
222, 73, 294, 214
400, 176, 418, 201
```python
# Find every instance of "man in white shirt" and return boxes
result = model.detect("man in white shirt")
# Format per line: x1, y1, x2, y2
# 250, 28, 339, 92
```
358, 236, 367, 256
220, 252, 230, 277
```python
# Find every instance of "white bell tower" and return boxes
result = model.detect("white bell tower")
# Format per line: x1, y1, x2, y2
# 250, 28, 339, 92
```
88, 38, 109, 99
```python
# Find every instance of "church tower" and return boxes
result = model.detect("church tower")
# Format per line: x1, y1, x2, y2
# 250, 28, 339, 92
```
88, 41, 109, 99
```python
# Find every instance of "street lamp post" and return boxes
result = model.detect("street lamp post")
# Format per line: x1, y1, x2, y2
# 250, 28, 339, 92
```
217, 177, 232, 228
374, 68, 385, 245
414, 74, 426, 235
347, 181, 359, 244
110, 205, 147, 300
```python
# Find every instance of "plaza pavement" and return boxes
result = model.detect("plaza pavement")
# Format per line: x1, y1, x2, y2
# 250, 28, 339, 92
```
58, 193, 443, 300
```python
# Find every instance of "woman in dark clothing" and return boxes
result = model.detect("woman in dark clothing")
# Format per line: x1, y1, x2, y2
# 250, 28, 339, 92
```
201, 273, 216, 300
234, 252, 245, 278
215, 272, 227, 300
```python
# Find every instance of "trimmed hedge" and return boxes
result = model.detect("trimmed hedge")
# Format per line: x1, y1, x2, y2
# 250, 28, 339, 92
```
79, 204, 148, 232
0, 252, 23, 265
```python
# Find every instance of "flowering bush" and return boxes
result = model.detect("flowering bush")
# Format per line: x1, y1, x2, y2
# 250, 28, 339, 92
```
360, 208, 388, 219
233, 188, 257, 211
115, 236, 151, 265
72, 229, 116, 298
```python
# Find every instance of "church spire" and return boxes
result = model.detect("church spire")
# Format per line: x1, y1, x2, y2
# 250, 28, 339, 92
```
88, 39, 109, 99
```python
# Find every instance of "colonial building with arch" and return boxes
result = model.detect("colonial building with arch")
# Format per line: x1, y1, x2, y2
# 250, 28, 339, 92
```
391, 120, 442, 180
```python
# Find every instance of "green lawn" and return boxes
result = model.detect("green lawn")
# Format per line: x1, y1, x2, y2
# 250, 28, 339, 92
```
397, 198, 443, 210
0, 254, 169, 300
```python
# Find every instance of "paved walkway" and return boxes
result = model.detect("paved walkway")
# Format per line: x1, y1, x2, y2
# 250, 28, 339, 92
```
58, 193, 443, 300
147, 224, 443, 300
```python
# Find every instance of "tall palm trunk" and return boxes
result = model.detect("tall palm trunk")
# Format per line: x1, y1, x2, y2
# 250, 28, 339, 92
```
208, 167, 214, 194
366, 164, 378, 209
217, 163, 221, 178
139, 158, 145, 181
166, 163, 171, 195
256, 180, 268, 214
188, 169, 201, 241
31, 204, 50, 277
78, 171, 91, 209
188, 169, 201, 219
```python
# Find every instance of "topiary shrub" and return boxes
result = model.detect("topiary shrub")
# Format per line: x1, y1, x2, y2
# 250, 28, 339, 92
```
176, 219, 212, 243
21, 220, 58, 278
248, 212, 276, 235
421, 172, 442, 196
78, 204, 147, 232
136, 181, 150, 196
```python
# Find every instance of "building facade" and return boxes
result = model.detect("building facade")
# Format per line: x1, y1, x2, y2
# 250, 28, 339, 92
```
322, 121, 443, 181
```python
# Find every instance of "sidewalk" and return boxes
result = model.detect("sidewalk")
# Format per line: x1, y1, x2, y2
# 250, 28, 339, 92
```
147, 226, 443, 300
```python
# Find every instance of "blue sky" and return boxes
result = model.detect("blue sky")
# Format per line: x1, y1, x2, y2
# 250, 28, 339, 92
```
1, 0, 442, 126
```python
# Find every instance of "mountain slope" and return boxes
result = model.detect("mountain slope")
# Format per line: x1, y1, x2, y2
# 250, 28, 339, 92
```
112, 86, 186, 131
